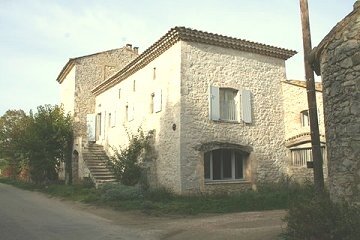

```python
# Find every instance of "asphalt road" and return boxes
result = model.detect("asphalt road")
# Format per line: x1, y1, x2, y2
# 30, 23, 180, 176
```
0, 183, 286, 240
0, 183, 142, 240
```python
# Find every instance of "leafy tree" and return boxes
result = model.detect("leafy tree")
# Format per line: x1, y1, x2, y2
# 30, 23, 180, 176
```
24, 105, 73, 184
108, 129, 154, 186
0, 110, 29, 177
0, 105, 73, 183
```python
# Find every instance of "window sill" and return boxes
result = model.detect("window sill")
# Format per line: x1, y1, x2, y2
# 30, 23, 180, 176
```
205, 180, 250, 185
212, 119, 241, 124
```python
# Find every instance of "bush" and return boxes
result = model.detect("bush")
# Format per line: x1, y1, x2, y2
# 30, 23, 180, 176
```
283, 194, 360, 240
108, 129, 154, 186
99, 183, 143, 201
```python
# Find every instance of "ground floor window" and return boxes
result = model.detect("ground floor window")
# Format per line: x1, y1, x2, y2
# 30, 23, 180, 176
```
291, 147, 326, 167
204, 149, 248, 181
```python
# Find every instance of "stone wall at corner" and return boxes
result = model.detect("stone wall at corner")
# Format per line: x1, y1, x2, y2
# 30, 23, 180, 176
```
73, 47, 138, 142
319, 11, 360, 203
179, 41, 289, 194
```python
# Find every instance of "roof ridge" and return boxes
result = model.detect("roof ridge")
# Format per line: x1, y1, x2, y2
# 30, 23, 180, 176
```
92, 26, 297, 95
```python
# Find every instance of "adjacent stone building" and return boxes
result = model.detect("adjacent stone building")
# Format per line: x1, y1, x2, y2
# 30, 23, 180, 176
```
311, 1, 360, 203
282, 80, 327, 181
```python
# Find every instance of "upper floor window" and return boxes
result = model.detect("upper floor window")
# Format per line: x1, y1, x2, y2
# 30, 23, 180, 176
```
300, 110, 310, 127
204, 149, 248, 181
209, 86, 252, 123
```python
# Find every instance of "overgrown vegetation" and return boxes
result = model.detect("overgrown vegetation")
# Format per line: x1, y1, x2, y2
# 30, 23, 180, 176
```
282, 192, 360, 240
0, 176, 314, 216
0, 105, 73, 184
107, 128, 154, 186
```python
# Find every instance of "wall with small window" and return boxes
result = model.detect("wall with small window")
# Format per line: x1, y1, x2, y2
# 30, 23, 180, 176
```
95, 41, 183, 192
179, 41, 289, 193
281, 81, 325, 140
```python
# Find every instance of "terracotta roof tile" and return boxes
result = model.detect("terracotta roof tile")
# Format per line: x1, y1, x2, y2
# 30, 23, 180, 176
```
92, 27, 297, 95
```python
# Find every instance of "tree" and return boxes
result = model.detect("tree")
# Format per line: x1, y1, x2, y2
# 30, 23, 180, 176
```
0, 110, 29, 178
24, 105, 73, 184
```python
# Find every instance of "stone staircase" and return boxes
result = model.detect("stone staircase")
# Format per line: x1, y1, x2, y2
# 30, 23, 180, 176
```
82, 144, 116, 187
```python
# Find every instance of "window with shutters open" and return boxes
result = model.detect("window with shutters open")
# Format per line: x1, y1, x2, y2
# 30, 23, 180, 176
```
209, 86, 252, 123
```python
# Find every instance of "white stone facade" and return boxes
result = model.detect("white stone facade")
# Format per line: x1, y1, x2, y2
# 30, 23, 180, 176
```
94, 35, 300, 194
59, 27, 328, 194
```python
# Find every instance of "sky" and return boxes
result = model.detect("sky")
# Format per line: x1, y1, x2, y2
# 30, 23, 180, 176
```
0, 0, 355, 115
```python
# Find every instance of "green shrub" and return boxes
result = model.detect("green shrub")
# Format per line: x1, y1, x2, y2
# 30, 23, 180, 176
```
143, 187, 174, 202
283, 194, 360, 240
99, 183, 143, 201
108, 129, 154, 186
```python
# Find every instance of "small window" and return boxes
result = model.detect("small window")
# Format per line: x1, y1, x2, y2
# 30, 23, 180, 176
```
153, 67, 156, 80
133, 80, 136, 92
108, 113, 111, 127
219, 88, 239, 121
204, 149, 248, 181
210, 86, 252, 123
118, 88, 121, 99
291, 147, 326, 167
150, 93, 155, 113
300, 110, 310, 127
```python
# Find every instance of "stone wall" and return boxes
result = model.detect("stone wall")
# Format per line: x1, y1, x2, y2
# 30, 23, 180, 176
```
179, 41, 289, 194
318, 8, 360, 203
95, 42, 183, 193
281, 81, 327, 182
73, 47, 138, 142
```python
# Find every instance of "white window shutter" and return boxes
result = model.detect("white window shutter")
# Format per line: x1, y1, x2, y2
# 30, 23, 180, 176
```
111, 110, 116, 127
101, 111, 106, 139
86, 114, 96, 142
241, 89, 252, 123
209, 86, 220, 120
154, 89, 162, 113
128, 103, 134, 121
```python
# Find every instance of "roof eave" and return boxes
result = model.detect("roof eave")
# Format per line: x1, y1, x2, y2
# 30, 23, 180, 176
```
56, 59, 75, 84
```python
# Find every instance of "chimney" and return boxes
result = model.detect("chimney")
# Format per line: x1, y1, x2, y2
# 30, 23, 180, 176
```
133, 47, 139, 54
126, 43, 132, 49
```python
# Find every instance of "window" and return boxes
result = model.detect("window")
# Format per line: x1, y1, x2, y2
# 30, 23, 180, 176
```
118, 88, 121, 99
151, 89, 162, 113
209, 86, 252, 123
133, 80, 136, 92
204, 149, 248, 181
291, 147, 326, 167
300, 110, 310, 127
126, 104, 134, 122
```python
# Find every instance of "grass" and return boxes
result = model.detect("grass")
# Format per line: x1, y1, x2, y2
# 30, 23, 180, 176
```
0, 176, 313, 216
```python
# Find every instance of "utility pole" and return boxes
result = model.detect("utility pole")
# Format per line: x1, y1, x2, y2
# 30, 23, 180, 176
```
299, 0, 325, 195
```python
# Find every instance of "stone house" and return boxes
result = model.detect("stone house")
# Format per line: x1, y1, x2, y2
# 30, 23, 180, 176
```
58, 27, 327, 193
311, 1, 360, 203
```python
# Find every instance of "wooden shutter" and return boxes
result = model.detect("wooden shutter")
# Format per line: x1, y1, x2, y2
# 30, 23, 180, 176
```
101, 111, 106, 139
111, 110, 116, 127
154, 89, 162, 113
86, 114, 96, 142
209, 86, 220, 120
241, 89, 252, 123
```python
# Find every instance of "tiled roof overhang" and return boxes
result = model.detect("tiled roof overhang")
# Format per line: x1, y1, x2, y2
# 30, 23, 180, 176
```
92, 27, 297, 96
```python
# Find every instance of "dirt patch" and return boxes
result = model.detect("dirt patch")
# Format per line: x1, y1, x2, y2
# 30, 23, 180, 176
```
75, 202, 287, 240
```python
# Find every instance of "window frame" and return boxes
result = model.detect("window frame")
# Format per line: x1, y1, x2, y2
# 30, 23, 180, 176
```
204, 149, 247, 182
